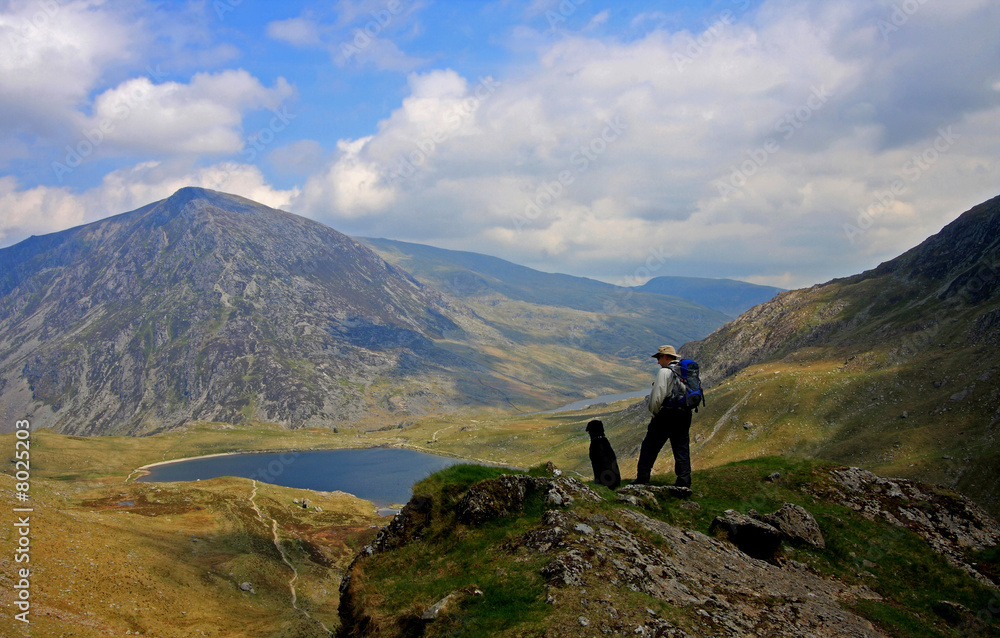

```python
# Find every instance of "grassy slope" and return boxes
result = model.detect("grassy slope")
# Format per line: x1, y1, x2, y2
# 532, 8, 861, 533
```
678, 196, 1000, 519
360, 237, 728, 411
343, 459, 1000, 637
0, 427, 388, 637
682, 290, 1000, 519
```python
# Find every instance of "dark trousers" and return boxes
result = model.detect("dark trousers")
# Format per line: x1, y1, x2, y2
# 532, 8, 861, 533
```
636, 408, 692, 486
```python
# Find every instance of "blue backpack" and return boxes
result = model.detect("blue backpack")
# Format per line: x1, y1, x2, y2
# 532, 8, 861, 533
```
665, 359, 705, 411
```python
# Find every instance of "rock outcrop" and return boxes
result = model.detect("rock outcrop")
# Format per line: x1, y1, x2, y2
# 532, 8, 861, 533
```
339, 474, 888, 637
709, 509, 785, 561
751, 502, 826, 549
815, 467, 1000, 587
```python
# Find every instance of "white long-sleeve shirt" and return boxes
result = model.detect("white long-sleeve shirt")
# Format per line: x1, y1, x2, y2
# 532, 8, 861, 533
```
647, 366, 678, 415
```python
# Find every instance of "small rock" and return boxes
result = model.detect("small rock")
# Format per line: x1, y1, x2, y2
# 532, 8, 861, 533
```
422, 592, 457, 620
743, 421, 754, 430
239, 582, 254, 593
764, 472, 781, 482
579, 616, 590, 627
680, 501, 701, 511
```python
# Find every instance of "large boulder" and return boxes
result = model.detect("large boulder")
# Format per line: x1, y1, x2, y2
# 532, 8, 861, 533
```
709, 509, 784, 560
751, 503, 826, 549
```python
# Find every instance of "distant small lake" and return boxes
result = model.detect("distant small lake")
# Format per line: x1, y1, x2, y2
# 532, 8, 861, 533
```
138, 447, 461, 509
536, 389, 648, 414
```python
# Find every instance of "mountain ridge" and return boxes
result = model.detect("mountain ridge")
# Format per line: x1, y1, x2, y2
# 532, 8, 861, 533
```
0, 188, 480, 434
0, 188, 733, 435
668, 193, 1000, 517
635, 275, 784, 318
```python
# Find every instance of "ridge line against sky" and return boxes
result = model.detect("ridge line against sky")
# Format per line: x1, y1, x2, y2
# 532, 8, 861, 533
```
0, 0, 998, 289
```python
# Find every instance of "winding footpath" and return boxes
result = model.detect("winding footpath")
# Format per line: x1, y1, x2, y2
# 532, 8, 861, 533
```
250, 480, 331, 635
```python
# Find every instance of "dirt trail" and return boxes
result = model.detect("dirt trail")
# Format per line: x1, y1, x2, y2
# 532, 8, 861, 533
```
250, 480, 331, 635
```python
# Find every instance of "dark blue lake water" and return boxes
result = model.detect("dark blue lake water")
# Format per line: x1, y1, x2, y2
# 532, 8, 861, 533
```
138, 447, 462, 508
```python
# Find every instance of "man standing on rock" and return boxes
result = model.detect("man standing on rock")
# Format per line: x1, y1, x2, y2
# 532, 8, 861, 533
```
635, 345, 692, 487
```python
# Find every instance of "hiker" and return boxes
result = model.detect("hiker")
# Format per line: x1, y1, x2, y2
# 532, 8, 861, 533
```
635, 345, 692, 487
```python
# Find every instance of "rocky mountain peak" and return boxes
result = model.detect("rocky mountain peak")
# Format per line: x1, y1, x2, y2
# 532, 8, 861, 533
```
0, 188, 458, 434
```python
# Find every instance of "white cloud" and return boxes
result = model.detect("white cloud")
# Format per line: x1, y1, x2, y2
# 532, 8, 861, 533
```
287, 0, 1000, 288
0, 177, 87, 244
0, 161, 298, 247
74, 70, 295, 156
0, 0, 136, 136
267, 17, 323, 47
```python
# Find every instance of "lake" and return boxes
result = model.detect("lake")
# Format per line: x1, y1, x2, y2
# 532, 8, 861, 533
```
138, 447, 462, 509
535, 389, 648, 414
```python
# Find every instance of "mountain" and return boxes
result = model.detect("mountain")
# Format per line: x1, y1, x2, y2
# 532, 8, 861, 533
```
634, 276, 784, 318
359, 237, 730, 360
0, 188, 729, 435
0, 188, 475, 434
672, 194, 1000, 516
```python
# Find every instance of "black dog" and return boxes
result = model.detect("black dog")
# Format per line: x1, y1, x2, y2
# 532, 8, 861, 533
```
586, 419, 621, 489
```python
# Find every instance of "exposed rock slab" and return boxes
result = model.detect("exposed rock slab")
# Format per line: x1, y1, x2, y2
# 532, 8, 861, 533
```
456, 475, 602, 526
817, 467, 1000, 587
510, 508, 884, 637
751, 502, 826, 549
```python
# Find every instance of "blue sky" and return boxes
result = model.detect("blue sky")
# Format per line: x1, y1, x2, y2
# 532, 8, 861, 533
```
1, 0, 999, 288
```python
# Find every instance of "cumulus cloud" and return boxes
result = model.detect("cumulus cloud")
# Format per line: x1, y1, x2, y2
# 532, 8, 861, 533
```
0, 0, 135, 136
75, 70, 295, 156
0, 161, 298, 246
288, 0, 1000, 287
3, 0, 999, 291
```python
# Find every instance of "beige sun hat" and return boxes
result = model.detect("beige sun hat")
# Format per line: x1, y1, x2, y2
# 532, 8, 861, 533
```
651, 345, 681, 359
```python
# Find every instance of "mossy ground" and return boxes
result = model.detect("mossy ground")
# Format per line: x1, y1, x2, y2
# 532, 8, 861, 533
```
346, 458, 1000, 637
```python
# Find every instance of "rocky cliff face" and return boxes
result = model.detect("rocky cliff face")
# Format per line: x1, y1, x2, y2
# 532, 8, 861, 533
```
336, 464, 1000, 637
0, 188, 487, 434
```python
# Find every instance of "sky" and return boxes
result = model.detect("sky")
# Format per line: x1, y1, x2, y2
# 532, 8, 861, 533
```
1, 0, 998, 289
